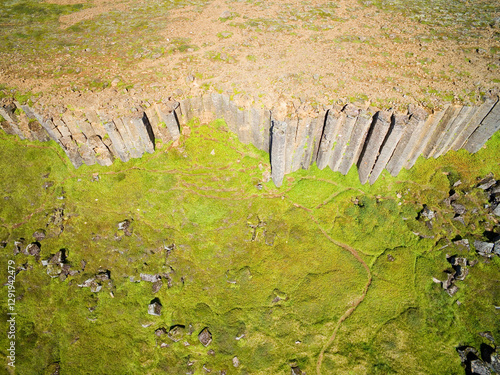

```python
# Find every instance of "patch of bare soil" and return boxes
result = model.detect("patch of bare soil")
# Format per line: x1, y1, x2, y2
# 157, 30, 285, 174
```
3, 0, 500, 113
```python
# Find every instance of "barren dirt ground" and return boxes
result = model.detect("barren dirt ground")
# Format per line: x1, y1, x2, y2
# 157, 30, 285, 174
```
0, 0, 499, 111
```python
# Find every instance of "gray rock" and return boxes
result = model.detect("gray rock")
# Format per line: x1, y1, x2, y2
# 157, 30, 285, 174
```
148, 301, 162, 316
140, 273, 160, 283
198, 327, 212, 347
291, 366, 304, 375
477, 176, 497, 190
155, 327, 167, 337
446, 284, 459, 296
232, 357, 240, 368
475, 240, 494, 256
420, 205, 436, 221
46, 264, 63, 278
471, 359, 491, 375
26, 243, 41, 257
168, 325, 185, 342
152, 280, 163, 293
90, 281, 102, 293
490, 353, 500, 373
32, 229, 46, 241
452, 203, 467, 215
270, 121, 288, 187
453, 238, 470, 250
464, 99, 500, 154
492, 204, 500, 217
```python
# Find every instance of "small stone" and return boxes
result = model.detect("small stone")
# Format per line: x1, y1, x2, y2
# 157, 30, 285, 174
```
118, 220, 129, 231
168, 325, 185, 342
220, 10, 232, 19
46, 264, 63, 278
453, 216, 466, 226
207, 349, 215, 356
453, 238, 470, 250
420, 205, 435, 221
387, 254, 395, 262
155, 327, 167, 337
33, 229, 46, 241
446, 284, 459, 296
232, 356, 240, 368
26, 243, 41, 257
477, 175, 496, 190
90, 281, 102, 293
148, 301, 162, 316
198, 327, 212, 347
492, 204, 500, 216
210, 149, 215, 155
140, 273, 161, 283
152, 280, 163, 293
291, 366, 304, 375
452, 203, 466, 215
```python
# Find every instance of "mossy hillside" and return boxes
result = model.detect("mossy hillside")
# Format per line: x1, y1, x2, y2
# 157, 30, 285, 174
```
0, 121, 499, 374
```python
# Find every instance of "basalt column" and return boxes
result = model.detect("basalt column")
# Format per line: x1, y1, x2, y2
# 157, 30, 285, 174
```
316, 109, 343, 170
270, 120, 288, 187
464, 98, 500, 153
357, 110, 392, 184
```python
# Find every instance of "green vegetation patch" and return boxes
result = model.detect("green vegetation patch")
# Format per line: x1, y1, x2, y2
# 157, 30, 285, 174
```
0, 121, 499, 374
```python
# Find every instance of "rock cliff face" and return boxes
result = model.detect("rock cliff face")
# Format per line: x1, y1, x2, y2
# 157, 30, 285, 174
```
1, 92, 499, 186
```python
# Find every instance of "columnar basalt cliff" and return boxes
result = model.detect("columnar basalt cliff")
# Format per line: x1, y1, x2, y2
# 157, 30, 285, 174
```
1, 92, 499, 186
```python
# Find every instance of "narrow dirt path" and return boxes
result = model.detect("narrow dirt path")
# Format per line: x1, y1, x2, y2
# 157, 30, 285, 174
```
311, 215, 372, 375
286, 206, 372, 375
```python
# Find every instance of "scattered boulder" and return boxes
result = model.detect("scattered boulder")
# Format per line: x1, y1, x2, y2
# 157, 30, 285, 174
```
117, 219, 133, 236
152, 280, 163, 293
25, 242, 41, 258
232, 357, 240, 368
32, 229, 46, 241
140, 273, 160, 283
477, 174, 496, 190
148, 299, 162, 316
291, 365, 305, 375
168, 325, 186, 342
13, 239, 25, 255
198, 327, 212, 347
457, 333, 500, 374
155, 327, 167, 337
420, 205, 436, 221
453, 238, 470, 250
475, 240, 495, 257
471, 359, 491, 375
452, 202, 467, 215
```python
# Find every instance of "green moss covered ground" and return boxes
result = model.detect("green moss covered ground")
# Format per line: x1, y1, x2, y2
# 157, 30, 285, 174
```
0, 120, 499, 374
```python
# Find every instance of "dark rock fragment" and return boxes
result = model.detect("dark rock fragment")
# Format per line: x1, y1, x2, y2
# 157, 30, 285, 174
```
453, 238, 470, 250
33, 229, 46, 241
148, 299, 162, 316
198, 327, 212, 347
477, 174, 496, 190
471, 359, 491, 374
452, 202, 467, 215
152, 280, 162, 293
140, 273, 160, 283
26, 242, 41, 257
291, 366, 304, 375
118, 219, 133, 236
475, 240, 494, 256
155, 327, 167, 337
168, 325, 185, 342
